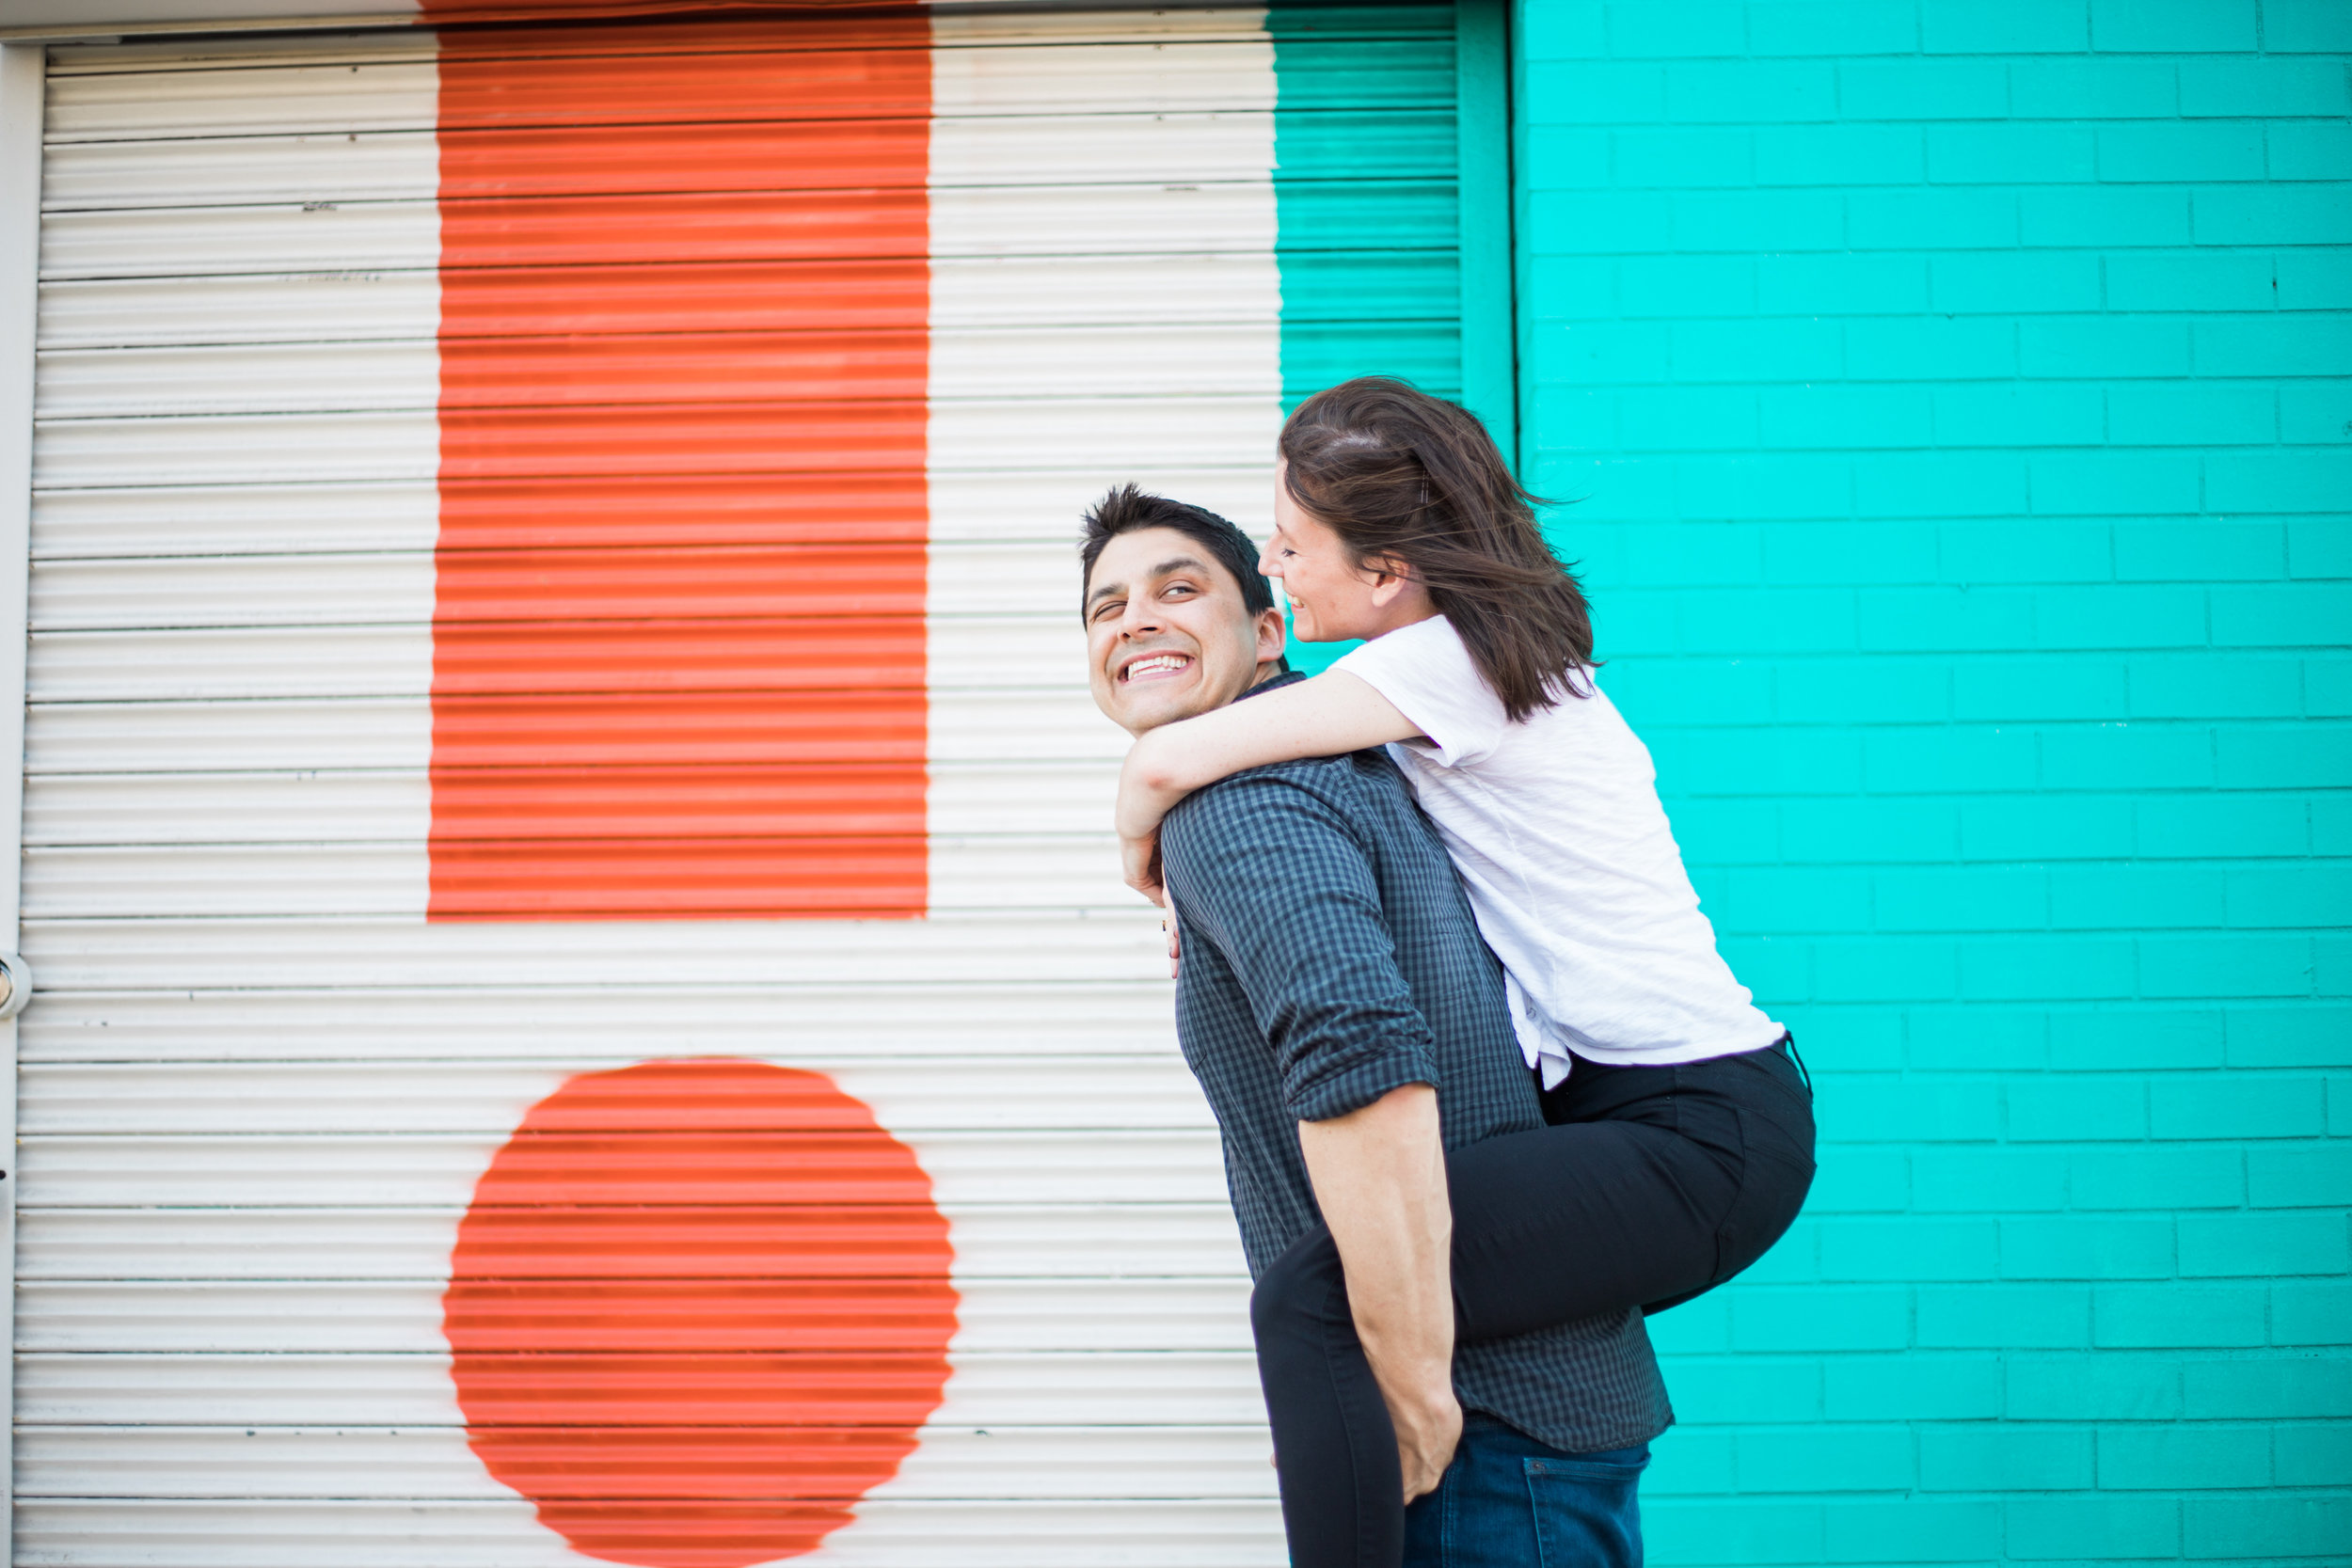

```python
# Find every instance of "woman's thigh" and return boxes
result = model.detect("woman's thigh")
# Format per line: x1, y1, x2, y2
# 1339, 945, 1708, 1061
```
1446, 1047, 1817, 1340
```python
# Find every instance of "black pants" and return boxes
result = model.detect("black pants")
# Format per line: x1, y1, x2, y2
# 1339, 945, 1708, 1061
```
1250, 1037, 1817, 1568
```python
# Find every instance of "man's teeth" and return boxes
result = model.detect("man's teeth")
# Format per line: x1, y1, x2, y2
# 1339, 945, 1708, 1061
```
1126, 655, 1187, 679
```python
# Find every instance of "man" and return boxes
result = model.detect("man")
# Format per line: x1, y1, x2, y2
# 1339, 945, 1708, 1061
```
1079, 484, 1671, 1566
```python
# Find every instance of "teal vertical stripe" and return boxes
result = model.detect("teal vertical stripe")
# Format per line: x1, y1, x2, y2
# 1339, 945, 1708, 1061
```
1269, 3, 1468, 673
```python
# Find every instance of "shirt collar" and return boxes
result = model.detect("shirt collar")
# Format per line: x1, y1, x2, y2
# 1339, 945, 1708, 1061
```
1232, 667, 1305, 705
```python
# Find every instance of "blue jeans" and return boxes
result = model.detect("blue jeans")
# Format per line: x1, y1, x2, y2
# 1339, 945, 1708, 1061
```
1402, 1415, 1648, 1568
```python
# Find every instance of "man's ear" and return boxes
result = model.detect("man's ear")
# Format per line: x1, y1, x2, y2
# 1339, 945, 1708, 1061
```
1252, 605, 1288, 667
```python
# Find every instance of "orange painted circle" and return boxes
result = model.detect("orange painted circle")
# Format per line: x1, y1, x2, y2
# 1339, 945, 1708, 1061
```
445, 1058, 957, 1567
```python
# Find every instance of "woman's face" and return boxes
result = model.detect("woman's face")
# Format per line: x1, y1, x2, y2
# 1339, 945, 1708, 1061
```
1262, 465, 1384, 643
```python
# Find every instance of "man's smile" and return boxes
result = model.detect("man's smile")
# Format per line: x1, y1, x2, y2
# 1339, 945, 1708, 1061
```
1119, 649, 1196, 684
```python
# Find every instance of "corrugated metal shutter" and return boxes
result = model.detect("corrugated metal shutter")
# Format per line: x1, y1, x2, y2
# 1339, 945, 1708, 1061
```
21, 8, 1461, 1563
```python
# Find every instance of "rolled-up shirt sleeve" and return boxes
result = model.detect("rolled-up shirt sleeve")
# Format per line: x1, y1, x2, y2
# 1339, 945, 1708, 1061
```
1162, 768, 1440, 1122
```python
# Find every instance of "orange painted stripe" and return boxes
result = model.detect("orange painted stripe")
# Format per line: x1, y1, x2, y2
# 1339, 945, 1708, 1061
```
432, 18, 931, 921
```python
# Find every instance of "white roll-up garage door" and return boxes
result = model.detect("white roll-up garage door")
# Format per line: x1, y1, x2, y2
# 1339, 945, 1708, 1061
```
18, 7, 1465, 1562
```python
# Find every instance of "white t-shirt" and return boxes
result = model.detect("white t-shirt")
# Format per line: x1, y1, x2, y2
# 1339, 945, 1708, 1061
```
1334, 614, 1781, 1086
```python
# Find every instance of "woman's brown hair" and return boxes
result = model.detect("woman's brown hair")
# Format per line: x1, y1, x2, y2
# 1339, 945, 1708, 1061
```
1279, 376, 1596, 722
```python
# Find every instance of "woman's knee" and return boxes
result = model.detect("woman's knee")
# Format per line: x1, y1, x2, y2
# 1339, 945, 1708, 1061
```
1251, 1226, 1352, 1349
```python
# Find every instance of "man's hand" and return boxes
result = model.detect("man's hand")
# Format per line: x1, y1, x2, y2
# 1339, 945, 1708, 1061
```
1297, 1083, 1462, 1501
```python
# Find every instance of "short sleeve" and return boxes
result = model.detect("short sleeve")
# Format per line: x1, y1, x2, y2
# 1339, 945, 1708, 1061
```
1332, 615, 1508, 768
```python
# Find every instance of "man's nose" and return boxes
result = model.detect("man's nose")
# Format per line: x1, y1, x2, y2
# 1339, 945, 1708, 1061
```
1119, 599, 1162, 638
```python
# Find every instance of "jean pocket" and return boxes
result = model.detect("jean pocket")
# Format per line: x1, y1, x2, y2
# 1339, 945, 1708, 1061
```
1523, 1450, 1648, 1568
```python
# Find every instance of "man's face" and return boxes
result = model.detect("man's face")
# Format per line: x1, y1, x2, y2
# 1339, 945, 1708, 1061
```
1084, 527, 1287, 736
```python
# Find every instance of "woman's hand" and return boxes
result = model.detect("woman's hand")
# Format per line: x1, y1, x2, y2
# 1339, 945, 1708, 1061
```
1121, 823, 1166, 906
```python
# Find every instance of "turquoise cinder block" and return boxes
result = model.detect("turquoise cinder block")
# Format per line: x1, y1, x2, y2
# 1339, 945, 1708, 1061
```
2104, 250, 2275, 312
2096, 121, 2266, 182
2005, 1076, 2150, 1141
1755, 124, 1923, 186
2150, 1074, 2328, 1138
1643, 1500, 1825, 1566
2185, 1497, 2352, 1560
2023, 186, 2195, 247
2224, 1006, 2352, 1068
2247, 1144, 2352, 1208
1604, 1, 1741, 58
2096, 1423, 2272, 1490
1846, 318, 2016, 383
2116, 520, 2285, 582
1735, 1425, 1915, 1493
2266, 0, 2352, 50
2195, 315, 2352, 378
1731, 1286, 1911, 1351
2127, 656, 2297, 719
2004, 1497, 2182, 1562
2272, 1280, 2352, 1347
2178, 1211, 2350, 1277
2217, 721, 2352, 789
2042, 726, 2214, 791
1820, 1499, 2000, 1564
2006, 1354, 2185, 1420
1955, 657, 2126, 719
1818, 1217, 1998, 1280
1940, 520, 2113, 583
1663, 61, 1836, 123
2028, 452, 2203, 516
2050, 864, 2224, 929
2225, 864, 2352, 928
1917, 1425, 2093, 1492
1928, 123, 2096, 185
1917, 1284, 2091, 1347
1756, 253, 1927, 315
2090, 0, 2258, 53
2180, 56, 2352, 117
1750, 2, 1917, 57
2073, 1146, 2247, 1210
2209, 450, 2352, 513
2049, 1007, 2226, 1069
1931, 385, 2105, 449
1920, 0, 2089, 54
2093, 1283, 2268, 1348
1664, 1355, 1826, 1424
2018, 317, 2190, 378
1782, 797, 1959, 862
1821, 1354, 2002, 1420
1999, 1215, 2175, 1278
1839, 58, 2008, 120
1613, 128, 1753, 190
2137, 933, 2314, 999
1931, 253, 2104, 315
1914, 1146, 2069, 1212
2184, 1354, 2352, 1418
2193, 183, 2352, 245
2213, 582, 2352, 645
2010, 58, 2180, 119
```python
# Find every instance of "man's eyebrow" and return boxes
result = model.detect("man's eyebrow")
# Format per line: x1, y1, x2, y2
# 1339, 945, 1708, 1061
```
1083, 556, 1213, 611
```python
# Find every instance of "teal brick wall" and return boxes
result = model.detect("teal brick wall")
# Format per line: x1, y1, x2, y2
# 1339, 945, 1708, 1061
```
1513, 1, 2351, 1560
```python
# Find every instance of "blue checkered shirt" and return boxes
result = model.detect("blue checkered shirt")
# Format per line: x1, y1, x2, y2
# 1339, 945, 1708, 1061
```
1159, 675, 1673, 1454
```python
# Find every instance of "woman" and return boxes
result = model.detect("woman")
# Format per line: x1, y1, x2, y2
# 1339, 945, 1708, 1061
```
1116, 377, 1817, 1568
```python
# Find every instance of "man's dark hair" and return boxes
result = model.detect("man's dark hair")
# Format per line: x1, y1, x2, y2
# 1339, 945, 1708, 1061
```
1078, 485, 1289, 672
